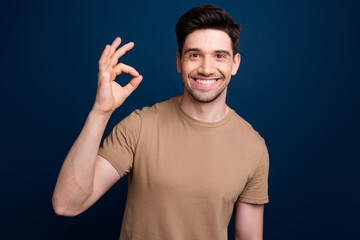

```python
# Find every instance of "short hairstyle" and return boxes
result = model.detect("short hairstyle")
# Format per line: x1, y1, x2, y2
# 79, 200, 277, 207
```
175, 5, 241, 58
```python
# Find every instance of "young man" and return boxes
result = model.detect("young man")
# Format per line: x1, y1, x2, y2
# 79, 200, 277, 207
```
52, 5, 269, 240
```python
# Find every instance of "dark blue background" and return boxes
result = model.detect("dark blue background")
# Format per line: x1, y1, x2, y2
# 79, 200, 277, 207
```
1, 0, 359, 239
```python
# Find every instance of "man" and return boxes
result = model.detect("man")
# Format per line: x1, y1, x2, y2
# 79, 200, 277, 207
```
52, 5, 269, 240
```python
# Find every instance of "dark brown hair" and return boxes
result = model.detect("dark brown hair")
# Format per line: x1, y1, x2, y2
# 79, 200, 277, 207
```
175, 5, 241, 58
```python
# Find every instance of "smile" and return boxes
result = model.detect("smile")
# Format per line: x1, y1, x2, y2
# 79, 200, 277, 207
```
195, 79, 217, 84
191, 77, 220, 88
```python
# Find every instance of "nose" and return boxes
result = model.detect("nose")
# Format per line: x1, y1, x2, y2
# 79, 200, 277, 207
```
198, 56, 214, 76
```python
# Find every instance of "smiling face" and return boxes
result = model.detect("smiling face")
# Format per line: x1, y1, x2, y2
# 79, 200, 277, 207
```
177, 29, 241, 103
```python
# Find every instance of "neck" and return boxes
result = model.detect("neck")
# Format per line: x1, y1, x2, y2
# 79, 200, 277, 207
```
178, 91, 229, 122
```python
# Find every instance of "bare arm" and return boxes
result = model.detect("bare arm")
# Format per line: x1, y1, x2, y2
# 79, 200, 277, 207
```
52, 37, 143, 216
234, 202, 264, 240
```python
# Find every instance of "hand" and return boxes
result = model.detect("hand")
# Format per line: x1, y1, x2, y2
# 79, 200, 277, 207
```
92, 37, 143, 115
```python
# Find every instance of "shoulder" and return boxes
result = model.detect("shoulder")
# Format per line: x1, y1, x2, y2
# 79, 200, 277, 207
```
110, 97, 176, 143
227, 111, 268, 164
231, 112, 265, 145
229, 112, 269, 179
135, 97, 177, 121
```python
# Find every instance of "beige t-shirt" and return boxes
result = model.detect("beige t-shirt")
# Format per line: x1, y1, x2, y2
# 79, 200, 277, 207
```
98, 96, 269, 240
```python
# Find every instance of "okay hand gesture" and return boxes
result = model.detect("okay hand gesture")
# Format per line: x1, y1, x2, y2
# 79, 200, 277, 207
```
92, 37, 143, 115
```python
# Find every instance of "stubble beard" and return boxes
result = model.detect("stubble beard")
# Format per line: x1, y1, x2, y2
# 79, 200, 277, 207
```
184, 77, 229, 103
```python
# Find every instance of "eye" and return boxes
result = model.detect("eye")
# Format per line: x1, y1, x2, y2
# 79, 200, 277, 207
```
190, 53, 199, 58
216, 54, 225, 59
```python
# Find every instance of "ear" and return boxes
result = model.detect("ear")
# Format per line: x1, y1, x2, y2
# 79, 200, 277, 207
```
231, 53, 241, 75
176, 51, 181, 73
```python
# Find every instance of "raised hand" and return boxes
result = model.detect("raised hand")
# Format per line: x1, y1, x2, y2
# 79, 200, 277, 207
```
92, 37, 143, 115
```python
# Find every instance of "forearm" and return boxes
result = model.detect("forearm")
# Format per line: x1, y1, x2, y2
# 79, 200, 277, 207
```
235, 236, 262, 240
52, 109, 111, 215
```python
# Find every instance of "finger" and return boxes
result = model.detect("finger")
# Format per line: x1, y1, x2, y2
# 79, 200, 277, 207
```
110, 42, 134, 67
123, 75, 143, 95
98, 45, 110, 65
113, 63, 140, 77
106, 37, 122, 64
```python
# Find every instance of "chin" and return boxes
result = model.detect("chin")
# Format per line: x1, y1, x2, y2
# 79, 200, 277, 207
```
188, 89, 225, 103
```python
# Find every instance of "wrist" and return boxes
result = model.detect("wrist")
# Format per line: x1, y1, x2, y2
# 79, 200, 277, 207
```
89, 108, 113, 120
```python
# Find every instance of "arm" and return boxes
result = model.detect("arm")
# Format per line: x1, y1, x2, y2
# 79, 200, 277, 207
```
52, 37, 143, 216
52, 112, 119, 216
234, 202, 264, 240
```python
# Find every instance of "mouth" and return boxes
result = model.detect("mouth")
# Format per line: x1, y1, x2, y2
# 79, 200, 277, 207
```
191, 77, 220, 88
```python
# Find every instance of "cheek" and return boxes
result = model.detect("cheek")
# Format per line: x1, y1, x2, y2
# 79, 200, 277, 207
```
218, 64, 233, 77
182, 62, 197, 75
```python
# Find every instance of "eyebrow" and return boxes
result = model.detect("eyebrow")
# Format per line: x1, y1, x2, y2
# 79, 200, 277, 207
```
183, 48, 231, 56
183, 48, 200, 55
215, 50, 231, 56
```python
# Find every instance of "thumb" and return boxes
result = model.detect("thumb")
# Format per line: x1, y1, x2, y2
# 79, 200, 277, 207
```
122, 75, 143, 96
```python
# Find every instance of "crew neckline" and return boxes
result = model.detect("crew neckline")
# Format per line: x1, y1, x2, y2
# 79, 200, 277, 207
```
172, 95, 234, 128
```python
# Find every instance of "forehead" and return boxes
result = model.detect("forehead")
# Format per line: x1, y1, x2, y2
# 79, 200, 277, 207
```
183, 29, 232, 53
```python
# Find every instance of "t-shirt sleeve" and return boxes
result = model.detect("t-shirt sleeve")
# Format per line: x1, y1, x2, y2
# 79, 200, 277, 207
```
237, 144, 270, 204
97, 110, 141, 178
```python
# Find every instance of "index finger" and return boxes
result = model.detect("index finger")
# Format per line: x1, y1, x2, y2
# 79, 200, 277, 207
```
113, 63, 140, 77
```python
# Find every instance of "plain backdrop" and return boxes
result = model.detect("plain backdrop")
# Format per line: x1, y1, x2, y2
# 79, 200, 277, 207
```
1, 0, 359, 239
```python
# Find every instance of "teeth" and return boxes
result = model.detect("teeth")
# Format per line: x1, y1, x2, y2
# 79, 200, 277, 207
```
195, 79, 216, 84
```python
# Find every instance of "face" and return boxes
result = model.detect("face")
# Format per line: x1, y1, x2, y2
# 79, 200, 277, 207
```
177, 29, 240, 103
